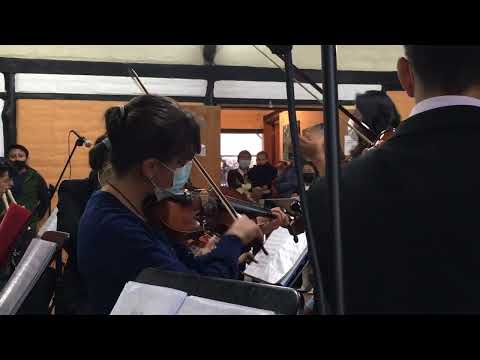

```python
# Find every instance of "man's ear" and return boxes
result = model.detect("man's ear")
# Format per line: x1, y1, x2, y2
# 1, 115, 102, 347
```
397, 57, 415, 98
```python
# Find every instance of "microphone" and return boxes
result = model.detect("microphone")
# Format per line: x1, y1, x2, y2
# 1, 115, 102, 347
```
70, 130, 92, 148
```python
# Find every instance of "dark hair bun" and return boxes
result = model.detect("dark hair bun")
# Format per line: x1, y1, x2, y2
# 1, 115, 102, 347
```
105, 106, 126, 146
101, 95, 201, 176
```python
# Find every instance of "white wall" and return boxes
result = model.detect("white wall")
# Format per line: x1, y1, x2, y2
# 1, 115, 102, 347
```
15, 74, 207, 96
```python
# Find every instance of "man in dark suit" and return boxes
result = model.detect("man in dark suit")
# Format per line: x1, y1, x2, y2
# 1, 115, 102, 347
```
302, 46, 480, 313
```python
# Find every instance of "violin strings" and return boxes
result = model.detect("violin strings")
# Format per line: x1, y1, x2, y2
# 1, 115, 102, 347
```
192, 157, 238, 220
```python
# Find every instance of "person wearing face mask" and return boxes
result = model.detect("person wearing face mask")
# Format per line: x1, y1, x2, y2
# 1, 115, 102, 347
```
248, 151, 277, 200
77, 95, 287, 314
3, 144, 49, 232
227, 150, 253, 195
302, 162, 318, 191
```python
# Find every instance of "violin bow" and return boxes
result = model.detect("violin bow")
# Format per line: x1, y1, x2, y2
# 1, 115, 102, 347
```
126, 65, 269, 255
252, 45, 376, 146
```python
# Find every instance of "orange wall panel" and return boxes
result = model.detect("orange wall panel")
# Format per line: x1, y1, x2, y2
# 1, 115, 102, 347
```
17, 99, 118, 188
387, 90, 416, 121
221, 109, 271, 130
16, 99, 221, 207
277, 110, 347, 161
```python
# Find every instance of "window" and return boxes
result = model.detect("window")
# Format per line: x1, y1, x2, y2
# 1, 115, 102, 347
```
220, 131, 263, 186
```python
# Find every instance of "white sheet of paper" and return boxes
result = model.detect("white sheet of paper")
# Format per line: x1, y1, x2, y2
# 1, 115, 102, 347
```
244, 227, 307, 284
110, 281, 188, 315
177, 295, 274, 315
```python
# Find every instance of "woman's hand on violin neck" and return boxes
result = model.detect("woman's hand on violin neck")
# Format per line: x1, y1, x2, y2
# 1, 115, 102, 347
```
257, 207, 289, 235
226, 215, 264, 246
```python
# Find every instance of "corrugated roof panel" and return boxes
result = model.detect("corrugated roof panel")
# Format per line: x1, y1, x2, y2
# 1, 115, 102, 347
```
0, 45, 404, 71
215, 80, 381, 101
15, 74, 207, 96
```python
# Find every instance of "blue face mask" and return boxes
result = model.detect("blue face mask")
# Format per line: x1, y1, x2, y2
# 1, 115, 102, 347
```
151, 161, 193, 201
169, 161, 193, 193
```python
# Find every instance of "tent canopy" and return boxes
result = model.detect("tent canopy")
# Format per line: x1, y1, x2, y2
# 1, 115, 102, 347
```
0, 45, 404, 71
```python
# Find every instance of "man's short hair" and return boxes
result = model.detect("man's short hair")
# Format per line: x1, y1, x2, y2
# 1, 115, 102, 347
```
238, 150, 252, 158
7, 144, 29, 158
405, 45, 480, 94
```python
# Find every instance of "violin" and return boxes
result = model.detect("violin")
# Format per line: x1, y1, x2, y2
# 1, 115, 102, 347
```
142, 187, 276, 238
363, 127, 396, 153
127, 66, 306, 257
344, 127, 397, 163
128, 67, 302, 255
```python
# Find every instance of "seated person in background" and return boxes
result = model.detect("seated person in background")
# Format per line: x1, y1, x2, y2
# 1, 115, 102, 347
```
0, 162, 14, 220
227, 150, 253, 196
248, 151, 277, 200
302, 161, 319, 192
77, 95, 287, 314
2, 144, 49, 232
273, 159, 299, 198
220, 160, 229, 186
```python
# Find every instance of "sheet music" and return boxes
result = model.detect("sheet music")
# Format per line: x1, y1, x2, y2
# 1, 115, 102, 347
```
177, 296, 274, 315
111, 281, 188, 315
244, 227, 308, 284
38, 208, 58, 237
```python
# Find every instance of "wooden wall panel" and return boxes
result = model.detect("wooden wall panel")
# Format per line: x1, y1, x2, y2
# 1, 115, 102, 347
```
183, 105, 221, 189
220, 109, 270, 130
387, 90, 415, 121
17, 99, 118, 210
276, 110, 348, 161
16, 100, 221, 207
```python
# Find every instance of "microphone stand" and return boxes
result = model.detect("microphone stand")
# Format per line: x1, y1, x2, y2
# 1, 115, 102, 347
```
49, 134, 87, 202
46, 132, 88, 313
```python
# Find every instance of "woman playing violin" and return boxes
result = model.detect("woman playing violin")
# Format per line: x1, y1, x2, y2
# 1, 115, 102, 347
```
77, 95, 287, 314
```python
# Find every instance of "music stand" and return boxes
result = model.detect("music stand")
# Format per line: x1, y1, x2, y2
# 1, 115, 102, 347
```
136, 269, 303, 315
0, 231, 68, 315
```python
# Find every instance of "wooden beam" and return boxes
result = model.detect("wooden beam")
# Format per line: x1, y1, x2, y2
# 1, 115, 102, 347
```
0, 57, 402, 88
1, 73, 16, 152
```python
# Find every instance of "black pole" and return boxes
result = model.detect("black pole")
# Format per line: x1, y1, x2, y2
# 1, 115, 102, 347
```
273, 45, 328, 315
2, 72, 17, 154
321, 45, 345, 314
263, 53, 376, 144
49, 138, 82, 201
288, 64, 376, 142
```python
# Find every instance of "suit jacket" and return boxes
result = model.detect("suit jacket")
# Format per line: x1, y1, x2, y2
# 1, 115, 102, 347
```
248, 163, 277, 188
307, 105, 480, 314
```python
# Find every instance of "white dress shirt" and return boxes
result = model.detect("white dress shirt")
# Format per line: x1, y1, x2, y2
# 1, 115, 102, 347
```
410, 95, 480, 117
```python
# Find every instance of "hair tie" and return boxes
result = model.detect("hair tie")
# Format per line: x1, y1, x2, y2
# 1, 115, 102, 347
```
102, 137, 112, 150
